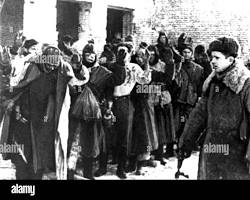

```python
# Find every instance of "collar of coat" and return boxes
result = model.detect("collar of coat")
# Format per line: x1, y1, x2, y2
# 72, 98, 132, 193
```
203, 59, 250, 94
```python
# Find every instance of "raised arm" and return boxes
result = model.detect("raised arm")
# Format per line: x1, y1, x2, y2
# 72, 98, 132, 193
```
135, 63, 152, 85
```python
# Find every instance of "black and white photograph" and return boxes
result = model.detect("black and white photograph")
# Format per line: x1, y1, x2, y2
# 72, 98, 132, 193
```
0, 0, 250, 185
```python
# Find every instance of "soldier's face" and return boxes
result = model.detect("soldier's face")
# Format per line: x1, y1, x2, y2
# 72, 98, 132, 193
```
182, 48, 193, 60
210, 51, 234, 73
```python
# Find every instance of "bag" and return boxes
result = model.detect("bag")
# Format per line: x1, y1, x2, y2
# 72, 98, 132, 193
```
71, 86, 102, 121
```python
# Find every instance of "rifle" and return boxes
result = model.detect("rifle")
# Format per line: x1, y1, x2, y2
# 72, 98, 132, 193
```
175, 142, 189, 179
175, 153, 189, 179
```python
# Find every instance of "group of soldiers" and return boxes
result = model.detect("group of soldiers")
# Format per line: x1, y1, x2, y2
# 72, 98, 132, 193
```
1, 30, 250, 180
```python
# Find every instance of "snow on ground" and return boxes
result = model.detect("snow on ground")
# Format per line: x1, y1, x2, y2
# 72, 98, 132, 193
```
95, 152, 199, 180
0, 152, 199, 180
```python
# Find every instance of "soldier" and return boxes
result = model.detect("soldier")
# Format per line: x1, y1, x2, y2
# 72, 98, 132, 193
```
179, 37, 250, 179
194, 44, 212, 80
173, 35, 204, 142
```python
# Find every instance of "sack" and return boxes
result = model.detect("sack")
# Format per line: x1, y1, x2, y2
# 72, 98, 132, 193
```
186, 83, 197, 106
71, 86, 102, 120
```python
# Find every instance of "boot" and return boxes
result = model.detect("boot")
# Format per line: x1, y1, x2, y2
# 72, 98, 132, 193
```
82, 156, 95, 180
94, 168, 107, 177
116, 152, 127, 179
94, 152, 108, 177
116, 169, 127, 179
67, 169, 75, 180
154, 145, 167, 166
125, 155, 137, 173
135, 161, 145, 176
164, 143, 174, 158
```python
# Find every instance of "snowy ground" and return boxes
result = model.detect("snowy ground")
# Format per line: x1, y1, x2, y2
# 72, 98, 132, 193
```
0, 152, 199, 180
94, 152, 199, 180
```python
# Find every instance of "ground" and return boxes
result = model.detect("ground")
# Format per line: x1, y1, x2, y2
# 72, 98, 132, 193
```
0, 152, 199, 180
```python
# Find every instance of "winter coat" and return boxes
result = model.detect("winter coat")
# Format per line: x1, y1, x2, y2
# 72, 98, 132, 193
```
69, 65, 126, 158
0, 60, 73, 179
180, 60, 250, 179
175, 60, 204, 106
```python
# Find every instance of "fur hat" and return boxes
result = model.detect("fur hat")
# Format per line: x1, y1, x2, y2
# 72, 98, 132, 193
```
158, 31, 166, 37
82, 43, 95, 55
208, 37, 239, 58
194, 45, 205, 55
157, 31, 168, 45
139, 42, 148, 49
23, 39, 38, 49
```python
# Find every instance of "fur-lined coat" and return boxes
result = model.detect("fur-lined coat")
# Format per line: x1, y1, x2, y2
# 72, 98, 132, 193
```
180, 59, 250, 179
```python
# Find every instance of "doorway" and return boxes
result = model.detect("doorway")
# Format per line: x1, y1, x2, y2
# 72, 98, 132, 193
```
106, 8, 124, 43
56, 0, 80, 42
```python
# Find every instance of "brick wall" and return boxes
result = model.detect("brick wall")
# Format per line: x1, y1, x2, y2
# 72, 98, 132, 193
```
132, 0, 250, 61
2, 0, 250, 61
0, 0, 24, 46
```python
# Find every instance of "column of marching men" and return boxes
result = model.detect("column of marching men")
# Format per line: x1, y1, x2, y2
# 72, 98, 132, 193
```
0, 31, 213, 179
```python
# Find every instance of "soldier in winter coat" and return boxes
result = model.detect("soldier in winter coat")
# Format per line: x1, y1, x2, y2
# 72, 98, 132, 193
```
179, 37, 250, 179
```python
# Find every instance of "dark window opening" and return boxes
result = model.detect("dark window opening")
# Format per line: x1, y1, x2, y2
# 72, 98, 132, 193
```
56, 0, 80, 42
106, 8, 124, 43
